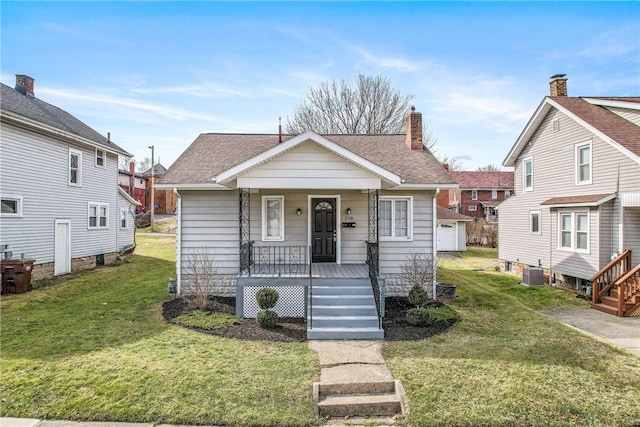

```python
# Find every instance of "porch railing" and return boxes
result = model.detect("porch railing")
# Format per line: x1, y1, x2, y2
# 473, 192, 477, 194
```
366, 241, 383, 328
613, 263, 640, 316
591, 249, 632, 307
243, 245, 311, 277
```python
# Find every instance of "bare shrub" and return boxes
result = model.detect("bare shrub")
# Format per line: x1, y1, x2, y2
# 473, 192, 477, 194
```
401, 250, 437, 298
183, 247, 219, 310
466, 219, 498, 247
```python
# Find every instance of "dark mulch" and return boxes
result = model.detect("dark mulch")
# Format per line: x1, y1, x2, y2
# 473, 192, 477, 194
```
162, 295, 457, 342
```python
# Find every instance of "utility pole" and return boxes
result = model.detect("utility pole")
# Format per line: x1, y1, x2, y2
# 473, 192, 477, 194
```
148, 145, 155, 230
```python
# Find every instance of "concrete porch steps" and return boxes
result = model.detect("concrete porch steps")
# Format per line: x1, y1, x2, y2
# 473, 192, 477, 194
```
308, 278, 383, 340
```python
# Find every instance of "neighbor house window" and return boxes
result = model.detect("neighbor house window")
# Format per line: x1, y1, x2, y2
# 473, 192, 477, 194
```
491, 190, 498, 199
69, 148, 82, 186
262, 196, 284, 241
1, 194, 23, 217
530, 211, 541, 234
95, 148, 105, 168
558, 211, 589, 252
88, 203, 109, 229
505, 190, 511, 198
379, 197, 412, 240
468, 205, 477, 212
471, 190, 478, 200
523, 158, 533, 191
120, 209, 128, 229
575, 141, 592, 185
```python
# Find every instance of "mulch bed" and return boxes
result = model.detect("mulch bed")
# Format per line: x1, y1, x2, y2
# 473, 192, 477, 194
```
162, 296, 457, 342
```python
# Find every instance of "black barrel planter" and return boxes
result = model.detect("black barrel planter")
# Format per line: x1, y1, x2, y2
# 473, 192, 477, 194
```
436, 282, 456, 300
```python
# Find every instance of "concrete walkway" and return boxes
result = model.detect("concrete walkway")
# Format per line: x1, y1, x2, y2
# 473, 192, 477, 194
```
541, 308, 640, 357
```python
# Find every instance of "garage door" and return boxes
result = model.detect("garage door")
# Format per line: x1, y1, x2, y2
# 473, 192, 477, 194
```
437, 222, 457, 251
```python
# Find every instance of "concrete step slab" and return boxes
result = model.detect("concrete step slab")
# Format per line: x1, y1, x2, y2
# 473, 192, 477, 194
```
319, 364, 395, 396
307, 327, 384, 340
318, 393, 402, 417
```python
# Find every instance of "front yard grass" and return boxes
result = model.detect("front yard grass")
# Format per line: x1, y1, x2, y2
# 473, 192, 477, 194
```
385, 247, 640, 426
0, 235, 318, 426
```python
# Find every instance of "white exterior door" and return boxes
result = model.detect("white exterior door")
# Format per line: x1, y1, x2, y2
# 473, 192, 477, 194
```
437, 222, 458, 251
54, 219, 71, 275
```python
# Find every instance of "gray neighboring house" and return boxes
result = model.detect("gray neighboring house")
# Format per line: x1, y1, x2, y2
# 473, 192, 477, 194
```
0, 75, 139, 280
157, 109, 457, 339
499, 75, 640, 317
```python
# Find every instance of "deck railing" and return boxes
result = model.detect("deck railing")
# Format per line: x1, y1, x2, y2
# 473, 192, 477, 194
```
366, 241, 383, 328
244, 245, 311, 277
591, 250, 632, 307
613, 263, 640, 316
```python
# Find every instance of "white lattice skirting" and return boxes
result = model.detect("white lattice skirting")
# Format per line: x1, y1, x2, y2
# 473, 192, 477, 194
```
237, 281, 308, 318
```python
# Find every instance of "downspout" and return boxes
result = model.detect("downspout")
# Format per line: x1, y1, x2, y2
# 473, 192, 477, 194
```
174, 188, 182, 294
433, 188, 440, 297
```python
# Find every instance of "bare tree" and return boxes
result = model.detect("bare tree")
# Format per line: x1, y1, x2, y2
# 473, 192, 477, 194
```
401, 250, 437, 294
137, 157, 151, 173
477, 164, 501, 172
119, 156, 132, 171
183, 247, 219, 310
437, 154, 465, 171
285, 74, 414, 134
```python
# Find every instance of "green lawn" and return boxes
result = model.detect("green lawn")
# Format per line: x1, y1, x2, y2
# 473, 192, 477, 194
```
0, 235, 318, 426
385, 247, 640, 427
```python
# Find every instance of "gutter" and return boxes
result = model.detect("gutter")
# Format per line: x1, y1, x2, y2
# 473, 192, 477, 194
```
433, 188, 440, 298
174, 188, 182, 295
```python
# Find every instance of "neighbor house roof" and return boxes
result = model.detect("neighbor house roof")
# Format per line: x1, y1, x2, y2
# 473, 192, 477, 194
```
449, 171, 514, 190
142, 163, 168, 178
159, 132, 457, 187
0, 83, 130, 156
503, 96, 640, 166
436, 206, 472, 221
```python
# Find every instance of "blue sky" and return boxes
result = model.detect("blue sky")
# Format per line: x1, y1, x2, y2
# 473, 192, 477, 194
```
2, 1, 638, 170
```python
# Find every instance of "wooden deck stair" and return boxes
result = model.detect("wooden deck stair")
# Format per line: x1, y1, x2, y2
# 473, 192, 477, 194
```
591, 250, 640, 317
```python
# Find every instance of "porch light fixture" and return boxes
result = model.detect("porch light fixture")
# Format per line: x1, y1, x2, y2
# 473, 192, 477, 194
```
346, 208, 352, 215
296, 208, 302, 216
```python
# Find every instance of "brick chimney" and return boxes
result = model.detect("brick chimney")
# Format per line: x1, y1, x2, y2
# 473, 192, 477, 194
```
436, 163, 451, 208
549, 74, 567, 97
406, 106, 423, 151
15, 75, 35, 98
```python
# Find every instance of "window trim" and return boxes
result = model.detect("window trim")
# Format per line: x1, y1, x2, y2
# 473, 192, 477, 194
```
1, 194, 23, 217
120, 209, 128, 229
505, 190, 511, 199
529, 210, 541, 234
95, 148, 106, 168
471, 190, 478, 201
557, 210, 590, 253
468, 205, 477, 212
491, 189, 498, 200
379, 196, 413, 241
69, 148, 82, 187
262, 195, 285, 241
88, 202, 109, 229
523, 157, 533, 192
575, 140, 592, 185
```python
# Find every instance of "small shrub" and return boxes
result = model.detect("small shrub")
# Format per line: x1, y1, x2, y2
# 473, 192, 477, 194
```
408, 284, 430, 308
427, 305, 459, 322
256, 288, 279, 309
256, 309, 278, 328
406, 307, 432, 326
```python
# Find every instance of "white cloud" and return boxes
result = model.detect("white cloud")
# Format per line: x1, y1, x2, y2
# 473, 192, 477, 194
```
344, 44, 418, 72
131, 82, 253, 99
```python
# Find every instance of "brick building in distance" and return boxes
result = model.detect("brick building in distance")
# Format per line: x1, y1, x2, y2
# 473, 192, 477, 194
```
448, 171, 514, 220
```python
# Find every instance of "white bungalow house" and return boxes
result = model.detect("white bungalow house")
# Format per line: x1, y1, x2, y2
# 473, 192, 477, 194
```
0, 75, 139, 281
499, 75, 640, 317
157, 109, 457, 339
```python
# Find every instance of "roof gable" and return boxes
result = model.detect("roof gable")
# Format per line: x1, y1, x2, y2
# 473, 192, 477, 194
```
0, 83, 130, 156
504, 96, 640, 167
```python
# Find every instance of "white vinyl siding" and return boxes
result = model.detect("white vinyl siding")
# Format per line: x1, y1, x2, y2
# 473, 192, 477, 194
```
69, 148, 82, 186
523, 157, 533, 191
379, 197, 412, 241
1, 194, 23, 217
262, 196, 284, 241
575, 140, 592, 185
0, 122, 135, 265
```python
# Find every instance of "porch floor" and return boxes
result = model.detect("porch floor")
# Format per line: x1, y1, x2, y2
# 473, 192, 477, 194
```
244, 263, 369, 279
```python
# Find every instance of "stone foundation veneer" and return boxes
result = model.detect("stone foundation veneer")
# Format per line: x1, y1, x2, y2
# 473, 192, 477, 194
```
179, 274, 237, 297
500, 260, 584, 292
383, 273, 433, 298
31, 252, 125, 282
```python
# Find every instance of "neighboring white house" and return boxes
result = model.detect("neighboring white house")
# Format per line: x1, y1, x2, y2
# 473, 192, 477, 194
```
436, 206, 471, 252
0, 75, 139, 280
157, 109, 458, 338
499, 74, 640, 317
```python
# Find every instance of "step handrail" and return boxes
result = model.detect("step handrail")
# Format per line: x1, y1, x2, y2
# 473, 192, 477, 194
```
591, 249, 632, 306
613, 263, 640, 316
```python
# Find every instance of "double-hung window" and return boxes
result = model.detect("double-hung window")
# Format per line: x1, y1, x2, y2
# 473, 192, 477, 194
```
491, 190, 498, 199
262, 196, 284, 241
575, 141, 592, 185
1, 194, 23, 217
88, 203, 109, 229
530, 211, 541, 234
558, 211, 589, 252
69, 148, 82, 186
379, 197, 412, 240
471, 190, 478, 200
95, 148, 105, 168
523, 158, 533, 191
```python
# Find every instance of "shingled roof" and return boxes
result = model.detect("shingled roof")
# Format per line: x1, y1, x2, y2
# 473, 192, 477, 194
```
449, 171, 514, 190
160, 132, 456, 187
0, 82, 129, 156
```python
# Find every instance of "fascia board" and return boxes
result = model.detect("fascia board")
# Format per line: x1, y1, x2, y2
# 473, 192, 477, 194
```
154, 183, 232, 191
118, 187, 142, 206
1, 109, 132, 157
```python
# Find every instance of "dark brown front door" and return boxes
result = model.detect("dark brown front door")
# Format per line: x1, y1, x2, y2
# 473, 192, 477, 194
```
312, 198, 336, 263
